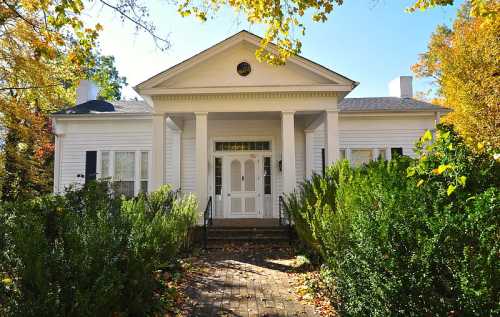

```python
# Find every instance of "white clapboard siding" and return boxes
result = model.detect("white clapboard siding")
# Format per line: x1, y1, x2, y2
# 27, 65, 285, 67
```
180, 119, 196, 194
311, 115, 436, 173
164, 125, 181, 188
295, 126, 306, 185
58, 119, 152, 192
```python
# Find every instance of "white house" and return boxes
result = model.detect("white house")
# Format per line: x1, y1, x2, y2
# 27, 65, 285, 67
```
52, 30, 446, 223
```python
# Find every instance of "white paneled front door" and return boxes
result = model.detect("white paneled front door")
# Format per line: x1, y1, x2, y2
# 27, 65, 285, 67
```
224, 154, 262, 218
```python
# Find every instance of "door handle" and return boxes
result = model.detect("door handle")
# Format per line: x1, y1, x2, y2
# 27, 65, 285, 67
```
227, 193, 231, 197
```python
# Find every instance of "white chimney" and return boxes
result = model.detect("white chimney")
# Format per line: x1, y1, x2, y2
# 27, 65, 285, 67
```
389, 76, 413, 98
76, 80, 99, 104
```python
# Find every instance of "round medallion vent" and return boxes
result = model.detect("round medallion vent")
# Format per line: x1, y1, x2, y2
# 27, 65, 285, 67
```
236, 62, 251, 76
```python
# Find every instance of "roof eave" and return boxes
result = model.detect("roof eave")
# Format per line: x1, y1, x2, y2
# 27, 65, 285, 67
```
51, 112, 153, 119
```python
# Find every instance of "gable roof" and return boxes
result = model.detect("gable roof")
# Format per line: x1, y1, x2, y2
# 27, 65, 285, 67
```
134, 30, 358, 93
53, 97, 447, 116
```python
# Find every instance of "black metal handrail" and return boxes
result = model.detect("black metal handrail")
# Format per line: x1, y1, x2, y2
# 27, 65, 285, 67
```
203, 196, 213, 249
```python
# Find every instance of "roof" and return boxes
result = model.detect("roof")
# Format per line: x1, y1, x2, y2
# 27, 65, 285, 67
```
338, 97, 448, 112
54, 100, 152, 115
135, 30, 358, 92
53, 97, 446, 116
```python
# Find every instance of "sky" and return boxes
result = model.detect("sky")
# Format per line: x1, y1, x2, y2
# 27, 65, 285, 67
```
82, 0, 463, 99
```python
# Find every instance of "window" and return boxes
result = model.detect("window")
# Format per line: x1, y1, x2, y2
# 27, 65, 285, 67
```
391, 147, 403, 157
237, 62, 251, 76
351, 149, 372, 166
339, 149, 346, 160
215, 141, 270, 152
214, 157, 222, 195
378, 150, 386, 160
114, 152, 135, 197
140, 151, 148, 193
264, 157, 272, 195
101, 151, 110, 178
99, 151, 149, 197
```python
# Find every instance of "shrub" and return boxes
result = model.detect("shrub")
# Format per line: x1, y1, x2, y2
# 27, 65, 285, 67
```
0, 182, 197, 316
285, 125, 499, 316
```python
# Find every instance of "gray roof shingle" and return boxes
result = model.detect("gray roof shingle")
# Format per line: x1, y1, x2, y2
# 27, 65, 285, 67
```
54, 100, 151, 115
109, 100, 152, 113
54, 97, 446, 115
338, 97, 446, 112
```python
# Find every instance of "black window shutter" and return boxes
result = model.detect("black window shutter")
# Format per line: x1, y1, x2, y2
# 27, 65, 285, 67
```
321, 148, 326, 176
85, 151, 97, 183
391, 147, 403, 157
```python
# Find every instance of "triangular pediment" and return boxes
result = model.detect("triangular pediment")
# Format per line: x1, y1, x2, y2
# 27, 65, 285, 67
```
135, 31, 357, 94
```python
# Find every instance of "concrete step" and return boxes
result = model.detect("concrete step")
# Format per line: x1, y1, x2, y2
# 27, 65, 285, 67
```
206, 226, 292, 247
208, 227, 288, 238
207, 240, 291, 249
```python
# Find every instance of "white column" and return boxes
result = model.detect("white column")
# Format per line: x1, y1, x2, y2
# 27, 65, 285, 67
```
372, 148, 380, 161
305, 130, 314, 179
281, 111, 296, 193
324, 110, 340, 165
195, 112, 208, 212
151, 114, 165, 190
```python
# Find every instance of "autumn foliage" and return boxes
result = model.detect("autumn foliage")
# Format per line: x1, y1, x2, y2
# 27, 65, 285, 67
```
412, 1, 500, 148
0, 1, 127, 200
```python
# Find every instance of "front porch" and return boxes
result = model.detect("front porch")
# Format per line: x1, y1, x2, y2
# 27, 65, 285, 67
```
149, 110, 341, 223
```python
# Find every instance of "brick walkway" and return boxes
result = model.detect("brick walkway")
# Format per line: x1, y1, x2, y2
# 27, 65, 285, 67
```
182, 244, 319, 317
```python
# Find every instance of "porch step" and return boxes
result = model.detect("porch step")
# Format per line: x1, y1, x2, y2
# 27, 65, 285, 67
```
206, 226, 292, 248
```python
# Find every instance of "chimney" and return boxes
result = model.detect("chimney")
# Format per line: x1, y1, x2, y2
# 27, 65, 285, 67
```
389, 76, 413, 98
76, 80, 99, 104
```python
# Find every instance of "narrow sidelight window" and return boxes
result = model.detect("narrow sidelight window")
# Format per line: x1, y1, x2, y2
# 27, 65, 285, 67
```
101, 151, 110, 178
140, 151, 149, 193
264, 157, 272, 194
214, 157, 222, 195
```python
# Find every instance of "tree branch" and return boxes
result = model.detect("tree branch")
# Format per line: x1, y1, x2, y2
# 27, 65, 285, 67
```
0, 84, 61, 91
98, 0, 170, 50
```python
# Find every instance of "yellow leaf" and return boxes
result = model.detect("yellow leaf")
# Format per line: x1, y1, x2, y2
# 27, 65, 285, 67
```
458, 176, 467, 186
407, 167, 416, 177
421, 130, 433, 142
2, 278, 12, 285
417, 179, 424, 187
437, 164, 451, 174
447, 184, 456, 196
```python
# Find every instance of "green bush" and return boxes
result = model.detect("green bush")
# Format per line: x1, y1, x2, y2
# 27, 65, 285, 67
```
285, 125, 499, 316
0, 182, 197, 316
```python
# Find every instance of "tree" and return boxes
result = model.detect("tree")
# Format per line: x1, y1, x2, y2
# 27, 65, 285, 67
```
0, 1, 127, 200
175, 0, 497, 64
412, 1, 499, 149
86, 53, 128, 101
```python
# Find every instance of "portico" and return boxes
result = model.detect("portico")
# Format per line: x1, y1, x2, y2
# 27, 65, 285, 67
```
148, 106, 343, 219
134, 31, 356, 220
